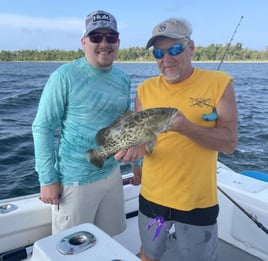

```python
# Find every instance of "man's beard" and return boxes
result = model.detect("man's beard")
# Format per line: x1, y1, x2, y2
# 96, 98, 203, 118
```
164, 72, 180, 83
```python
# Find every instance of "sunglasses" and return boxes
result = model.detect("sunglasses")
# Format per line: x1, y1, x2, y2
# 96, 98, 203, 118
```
152, 42, 189, 59
88, 32, 119, 44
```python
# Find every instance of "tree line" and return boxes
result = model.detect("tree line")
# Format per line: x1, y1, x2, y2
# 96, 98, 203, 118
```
0, 42, 267, 62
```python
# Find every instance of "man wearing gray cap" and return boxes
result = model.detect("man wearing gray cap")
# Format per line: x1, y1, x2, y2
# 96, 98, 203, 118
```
32, 10, 129, 236
116, 18, 238, 261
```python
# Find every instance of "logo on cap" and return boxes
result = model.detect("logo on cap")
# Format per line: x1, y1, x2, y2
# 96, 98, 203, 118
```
92, 13, 110, 23
158, 24, 167, 32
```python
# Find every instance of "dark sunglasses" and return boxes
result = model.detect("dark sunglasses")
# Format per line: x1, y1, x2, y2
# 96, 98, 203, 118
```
152, 42, 189, 59
88, 32, 119, 44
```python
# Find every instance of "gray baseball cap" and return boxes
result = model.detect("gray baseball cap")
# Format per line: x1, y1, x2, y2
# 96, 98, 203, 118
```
146, 18, 192, 49
82, 10, 118, 38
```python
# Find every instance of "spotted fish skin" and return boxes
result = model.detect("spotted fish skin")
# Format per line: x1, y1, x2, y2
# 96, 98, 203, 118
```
87, 107, 178, 168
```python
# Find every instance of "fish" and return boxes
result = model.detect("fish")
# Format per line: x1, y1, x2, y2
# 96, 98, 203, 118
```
87, 107, 178, 168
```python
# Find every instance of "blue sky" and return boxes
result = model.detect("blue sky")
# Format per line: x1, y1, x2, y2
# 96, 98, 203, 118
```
0, 0, 267, 51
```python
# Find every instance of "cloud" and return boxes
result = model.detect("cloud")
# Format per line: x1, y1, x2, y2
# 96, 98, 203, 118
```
0, 13, 83, 32
0, 13, 85, 50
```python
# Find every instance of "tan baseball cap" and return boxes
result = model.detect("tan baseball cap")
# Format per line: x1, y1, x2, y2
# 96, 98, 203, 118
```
146, 18, 192, 49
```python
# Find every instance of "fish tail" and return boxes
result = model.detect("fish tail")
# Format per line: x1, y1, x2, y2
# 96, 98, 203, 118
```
87, 149, 105, 168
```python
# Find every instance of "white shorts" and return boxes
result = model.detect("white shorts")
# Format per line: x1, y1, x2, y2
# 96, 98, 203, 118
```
52, 166, 126, 236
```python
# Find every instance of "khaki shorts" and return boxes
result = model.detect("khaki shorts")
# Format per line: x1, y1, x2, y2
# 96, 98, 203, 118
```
52, 166, 126, 236
138, 211, 218, 261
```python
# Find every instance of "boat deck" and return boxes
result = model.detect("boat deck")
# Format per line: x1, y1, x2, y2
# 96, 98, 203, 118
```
159, 237, 263, 261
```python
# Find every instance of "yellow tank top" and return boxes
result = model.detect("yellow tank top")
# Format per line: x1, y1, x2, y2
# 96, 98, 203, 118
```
137, 68, 232, 210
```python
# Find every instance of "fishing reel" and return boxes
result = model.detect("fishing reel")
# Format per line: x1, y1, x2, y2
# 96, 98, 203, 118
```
202, 107, 218, 121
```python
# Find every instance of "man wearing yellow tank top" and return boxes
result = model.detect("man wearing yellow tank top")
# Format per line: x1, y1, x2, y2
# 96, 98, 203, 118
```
115, 18, 238, 261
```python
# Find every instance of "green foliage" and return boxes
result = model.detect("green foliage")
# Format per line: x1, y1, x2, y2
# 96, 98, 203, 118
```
0, 43, 267, 61
0, 49, 84, 61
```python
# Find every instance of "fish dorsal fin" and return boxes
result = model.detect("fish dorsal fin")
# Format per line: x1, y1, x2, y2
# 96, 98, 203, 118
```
109, 111, 135, 127
95, 111, 135, 145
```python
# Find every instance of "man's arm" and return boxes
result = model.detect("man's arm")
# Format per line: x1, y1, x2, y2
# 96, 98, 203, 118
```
169, 82, 238, 153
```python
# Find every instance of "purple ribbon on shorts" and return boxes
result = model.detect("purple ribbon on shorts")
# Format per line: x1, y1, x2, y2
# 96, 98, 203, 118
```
146, 215, 170, 240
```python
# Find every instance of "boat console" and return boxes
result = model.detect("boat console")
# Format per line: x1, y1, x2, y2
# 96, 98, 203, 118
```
30, 223, 140, 261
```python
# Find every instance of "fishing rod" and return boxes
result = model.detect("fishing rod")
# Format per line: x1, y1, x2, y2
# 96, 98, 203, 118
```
214, 15, 268, 235
217, 16, 244, 70
203, 16, 244, 120
217, 186, 268, 235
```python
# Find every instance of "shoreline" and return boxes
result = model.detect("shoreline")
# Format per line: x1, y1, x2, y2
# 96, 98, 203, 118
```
1, 60, 268, 63
115, 60, 268, 64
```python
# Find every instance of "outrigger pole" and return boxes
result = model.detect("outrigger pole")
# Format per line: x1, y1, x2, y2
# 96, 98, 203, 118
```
217, 16, 244, 70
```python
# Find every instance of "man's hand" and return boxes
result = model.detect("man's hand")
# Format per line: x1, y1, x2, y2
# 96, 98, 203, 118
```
114, 145, 145, 163
39, 182, 61, 205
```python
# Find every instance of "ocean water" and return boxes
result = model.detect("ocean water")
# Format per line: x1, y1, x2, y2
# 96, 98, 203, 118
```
0, 61, 268, 200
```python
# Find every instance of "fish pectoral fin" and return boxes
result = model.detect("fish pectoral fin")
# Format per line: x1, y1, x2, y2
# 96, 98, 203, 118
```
144, 135, 157, 154
95, 127, 110, 145
95, 111, 135, 146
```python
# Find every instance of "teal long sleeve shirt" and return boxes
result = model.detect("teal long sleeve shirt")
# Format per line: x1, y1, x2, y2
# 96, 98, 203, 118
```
32, 57, 131, 186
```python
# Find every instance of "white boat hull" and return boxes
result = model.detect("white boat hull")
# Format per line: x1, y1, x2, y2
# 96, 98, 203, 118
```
1, 162, 268, 260
217, 162, 268, 260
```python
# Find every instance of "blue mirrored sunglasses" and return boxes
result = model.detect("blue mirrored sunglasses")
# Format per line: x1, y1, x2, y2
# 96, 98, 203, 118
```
152, 42, 189, 59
